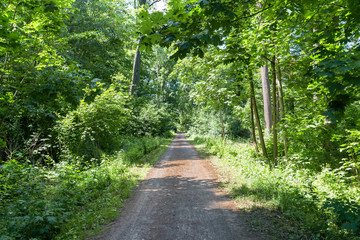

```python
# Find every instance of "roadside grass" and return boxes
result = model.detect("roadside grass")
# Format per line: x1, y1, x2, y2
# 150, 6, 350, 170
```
191, 141, 306, 239
55, 137, 173, 240
0, 137, 173, 240
189, 136, 360, 240
204, 152, 308, 240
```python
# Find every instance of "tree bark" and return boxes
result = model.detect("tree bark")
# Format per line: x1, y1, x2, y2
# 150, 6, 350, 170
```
219, 108, 225, 141
270, 56, 278, 165
275, 58, 288, 158
216, 93, 226, 141
156, 55, 160, 105
130, 0, 147, 97
130, 44, 141, 97
261, 62, 272, 134
249, 70, 268, 160
250, 97, 259, 152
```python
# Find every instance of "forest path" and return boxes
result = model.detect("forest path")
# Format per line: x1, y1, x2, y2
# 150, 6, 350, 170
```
93, 133, 266, 240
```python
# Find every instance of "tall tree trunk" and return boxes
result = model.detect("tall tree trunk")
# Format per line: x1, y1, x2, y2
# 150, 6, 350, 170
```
156, 60, 160, 105
275, 59, 288, 158
250, 97, 259, 152
249, 70, 268, 160
270, 56, 278, 165
130, 0, 146, 97
257, 0, 271, 135
219, 108, 225, 141
261, 62, 272, 134
216, 94, 226, 141
130, 44, 141, 97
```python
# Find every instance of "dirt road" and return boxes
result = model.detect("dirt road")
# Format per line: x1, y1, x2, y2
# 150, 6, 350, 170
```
94, 133, 265, 240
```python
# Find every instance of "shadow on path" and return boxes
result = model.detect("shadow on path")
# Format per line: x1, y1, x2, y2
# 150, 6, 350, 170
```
92, 133, 268, 240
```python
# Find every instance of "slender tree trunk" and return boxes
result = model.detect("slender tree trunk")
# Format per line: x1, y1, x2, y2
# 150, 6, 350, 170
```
250, 97, 259, 152
261, 62, 272, 134
276, 93, 280, 122
275, 58, 288, 158
249, 70, 268, 160
130, 0, 146, 97
130, 44, 141, 97
270, 56, 278, 165
219, 108, 225, 141
156, 60, 160, 105
216, 94, 226, 141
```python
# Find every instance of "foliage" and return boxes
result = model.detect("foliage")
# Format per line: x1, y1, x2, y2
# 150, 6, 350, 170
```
135, 0, 360, 181
169, 49, 249, 139
0, 137, 170, 240
191, 135, 360, 239
1, 0, 79, 163
56, 83, 129, 165
128, 102, 175, 137
187, 109, 223, 138
337, 129, 360, 180
187, 108, 249, 139
140, 45, 177, 104
0, 0, 136, 164
120, 136, 162, 163
64, 0, 134, 82
1, 0, 360, 238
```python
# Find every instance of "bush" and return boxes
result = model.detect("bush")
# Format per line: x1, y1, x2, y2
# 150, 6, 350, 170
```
0, 135, 167, 240
121, 136, 161, 164
0, 160, 67, 239
0, 158, 129, 239
56, 84, 129, 165
0, 67, 93, 164
129, 103, 174, 137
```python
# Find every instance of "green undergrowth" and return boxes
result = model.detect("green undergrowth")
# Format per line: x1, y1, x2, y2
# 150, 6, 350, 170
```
190, 135, 360, 240
0, 136, 173, 240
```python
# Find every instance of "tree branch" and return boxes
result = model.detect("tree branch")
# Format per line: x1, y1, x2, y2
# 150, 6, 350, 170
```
233, 4, 273, 22
261, 54, 271, 62
148, 0, 162, 8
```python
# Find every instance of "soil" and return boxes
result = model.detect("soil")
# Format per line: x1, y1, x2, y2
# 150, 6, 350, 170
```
92, 133, 268, 240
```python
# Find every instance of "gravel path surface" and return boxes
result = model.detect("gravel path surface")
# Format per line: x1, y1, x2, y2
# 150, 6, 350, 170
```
93, 133, 266, 240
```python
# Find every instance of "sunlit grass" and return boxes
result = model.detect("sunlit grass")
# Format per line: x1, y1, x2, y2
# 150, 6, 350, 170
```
190, 135, 360, 240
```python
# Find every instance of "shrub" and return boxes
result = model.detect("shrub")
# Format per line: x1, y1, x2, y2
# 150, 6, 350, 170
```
0, 160, 66, 239
120, 136, 161, 164
0, 135, 166, 240
129, 103, 174, 137
56, 84, 129, 165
